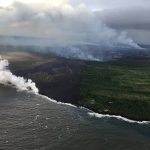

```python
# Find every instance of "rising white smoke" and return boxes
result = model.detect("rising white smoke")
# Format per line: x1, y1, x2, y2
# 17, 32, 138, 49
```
0, 56, 39, 93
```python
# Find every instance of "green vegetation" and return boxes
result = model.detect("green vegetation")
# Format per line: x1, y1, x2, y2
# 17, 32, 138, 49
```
80, 59, 150, 120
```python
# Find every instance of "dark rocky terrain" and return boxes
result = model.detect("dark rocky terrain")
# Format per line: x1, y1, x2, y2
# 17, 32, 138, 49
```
0, 50, 87, 104
14, 59, 86, 104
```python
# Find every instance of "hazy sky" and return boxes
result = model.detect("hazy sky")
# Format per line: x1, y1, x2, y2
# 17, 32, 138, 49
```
0, 0, 149, 44
70, 0, 150, 9
71, 0, 150, 44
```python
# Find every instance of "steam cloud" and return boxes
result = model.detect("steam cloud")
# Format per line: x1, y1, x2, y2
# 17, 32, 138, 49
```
0, 56, 39, 93
0, 0, 140, 49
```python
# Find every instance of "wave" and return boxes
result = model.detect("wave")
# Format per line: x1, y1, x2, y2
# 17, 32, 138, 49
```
37, 94, 77, 108
88, 112, 150, 125
36, 93, 150, 125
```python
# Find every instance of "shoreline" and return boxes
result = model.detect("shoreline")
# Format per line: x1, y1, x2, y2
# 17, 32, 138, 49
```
12, 58, 150, 122
36, 92, 150, 124
1, 50, 150, 122
1, 84, 149, 123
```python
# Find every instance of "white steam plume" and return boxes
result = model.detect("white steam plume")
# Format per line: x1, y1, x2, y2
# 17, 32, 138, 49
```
0, 56, 39, 93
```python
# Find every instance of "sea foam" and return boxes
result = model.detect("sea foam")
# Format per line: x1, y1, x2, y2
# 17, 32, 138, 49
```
37, 93, 150, 125
88, 112, 150, 124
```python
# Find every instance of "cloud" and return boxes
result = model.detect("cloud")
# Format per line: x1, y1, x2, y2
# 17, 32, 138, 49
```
95, 5, 150, 44
70, 0, 150, 44
97, 6, 150, 30
0, 0, 139, 48
70, 0, 150, 10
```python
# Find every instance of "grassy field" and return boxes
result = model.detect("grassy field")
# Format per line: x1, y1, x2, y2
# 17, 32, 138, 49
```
80, 58, 150, 121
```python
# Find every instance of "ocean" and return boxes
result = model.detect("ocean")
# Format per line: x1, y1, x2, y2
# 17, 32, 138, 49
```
0, 86, 150, 150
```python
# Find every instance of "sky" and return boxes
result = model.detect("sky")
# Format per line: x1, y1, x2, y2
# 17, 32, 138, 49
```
0, 0, 149, 45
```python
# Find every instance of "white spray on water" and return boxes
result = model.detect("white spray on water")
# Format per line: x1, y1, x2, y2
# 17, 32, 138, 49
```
0, 56, 39, 94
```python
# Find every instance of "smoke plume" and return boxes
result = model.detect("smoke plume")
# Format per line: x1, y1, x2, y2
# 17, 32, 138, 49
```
0, 56, 39, 93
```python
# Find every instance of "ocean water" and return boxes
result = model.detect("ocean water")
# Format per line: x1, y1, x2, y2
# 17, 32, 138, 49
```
0, 86, 150, 150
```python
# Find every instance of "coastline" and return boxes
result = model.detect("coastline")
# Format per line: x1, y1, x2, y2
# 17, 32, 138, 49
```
1, 50, 150, 122
36, 92, 150, 124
